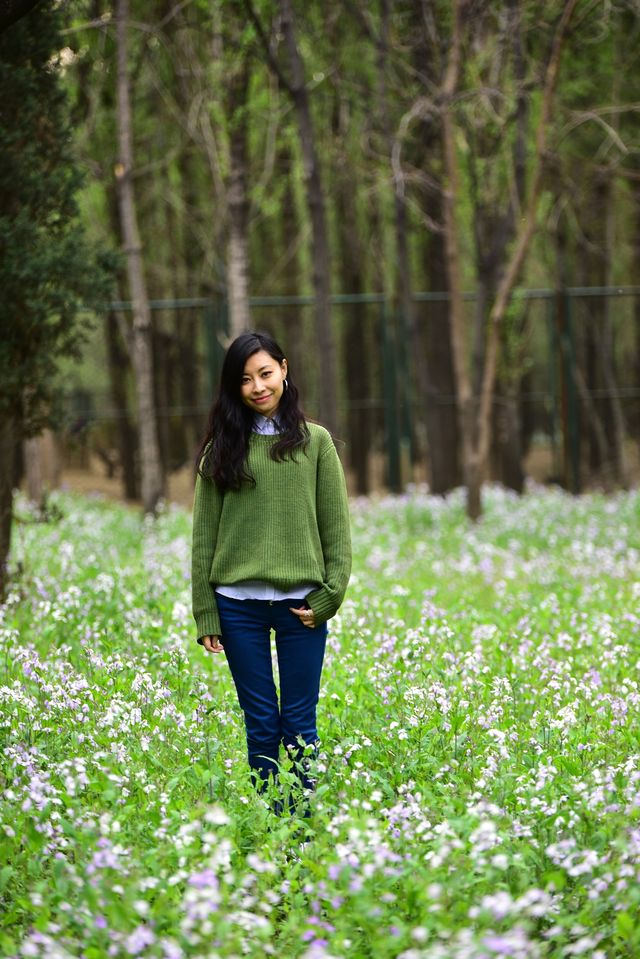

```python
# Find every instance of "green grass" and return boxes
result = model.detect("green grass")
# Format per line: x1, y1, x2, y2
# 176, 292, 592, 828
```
1, 484, 639, 958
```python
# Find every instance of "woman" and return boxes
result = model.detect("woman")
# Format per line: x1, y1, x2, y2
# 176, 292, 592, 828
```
191, 331, 351, 806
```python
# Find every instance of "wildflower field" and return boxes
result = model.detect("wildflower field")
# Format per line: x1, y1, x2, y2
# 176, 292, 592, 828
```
1, 485, 639, 959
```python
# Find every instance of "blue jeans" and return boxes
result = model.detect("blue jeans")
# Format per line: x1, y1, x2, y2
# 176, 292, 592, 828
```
216, 593, 328, 793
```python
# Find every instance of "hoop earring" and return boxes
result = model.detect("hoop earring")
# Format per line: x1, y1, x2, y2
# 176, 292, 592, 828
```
284, 378, 289, 391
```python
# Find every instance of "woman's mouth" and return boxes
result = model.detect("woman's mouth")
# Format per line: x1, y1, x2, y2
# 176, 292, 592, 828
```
253, 395, 270, 404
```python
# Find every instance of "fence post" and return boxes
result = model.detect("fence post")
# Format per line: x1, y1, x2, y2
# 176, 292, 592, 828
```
380, 298, 401, 492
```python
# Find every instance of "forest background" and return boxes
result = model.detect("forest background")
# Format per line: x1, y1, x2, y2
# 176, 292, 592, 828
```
2, 0, 640, 564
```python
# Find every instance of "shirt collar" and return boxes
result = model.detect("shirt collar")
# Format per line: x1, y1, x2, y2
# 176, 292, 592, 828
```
252, 413, 281, 435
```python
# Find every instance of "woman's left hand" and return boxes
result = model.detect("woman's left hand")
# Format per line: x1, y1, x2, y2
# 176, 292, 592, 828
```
290, 606, 316, 629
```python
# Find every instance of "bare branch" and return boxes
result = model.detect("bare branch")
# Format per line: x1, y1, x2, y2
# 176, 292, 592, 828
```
243, 0, 294, 98
198, 109, 227, 206
559, 107, 638, 153
391, 96, 437, 199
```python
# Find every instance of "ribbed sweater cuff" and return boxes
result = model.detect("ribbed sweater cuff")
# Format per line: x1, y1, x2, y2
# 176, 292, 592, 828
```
195, 610, 222, 645
306, 587, 339, 627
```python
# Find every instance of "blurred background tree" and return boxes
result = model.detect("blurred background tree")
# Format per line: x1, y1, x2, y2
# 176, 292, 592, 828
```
0, 0, 111, 598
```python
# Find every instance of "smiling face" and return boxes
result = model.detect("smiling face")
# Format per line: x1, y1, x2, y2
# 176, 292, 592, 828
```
240, 349, 288, 419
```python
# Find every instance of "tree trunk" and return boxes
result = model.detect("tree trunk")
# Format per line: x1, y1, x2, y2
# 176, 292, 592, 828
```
476, 0, 579, 480
473, 0, 527, 493
573, 353, 609, 477
115, 0, 164, 514
443, 0, 579, 519
633, 179, 640, 443
492, 386, 524, 493
175, 107, 202, 464
175, 307, 200, 466
599, 176, 629, 487
332, 92, 371, 495
441, 0, 480, 517
227, 59, 251, 337
0, 414, 16, 600
276, 142, 305, 379
584, 312, 603, 474
579, 174, 612, 477
23, 436, 44, 508
105, 310, 138, 499
278, 0, 337, 435
410, 0, 461, 494
420, 223, 462, 495
378, 0, 410, 490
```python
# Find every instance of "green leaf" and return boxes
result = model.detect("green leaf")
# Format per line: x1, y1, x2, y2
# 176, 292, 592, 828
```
0, 934, 17, 954
0, 866, 12, 894
617, 912, 635, 938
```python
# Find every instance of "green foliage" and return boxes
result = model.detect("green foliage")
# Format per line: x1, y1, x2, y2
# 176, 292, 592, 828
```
0, 1, 112, 433
54, 0, 640, 316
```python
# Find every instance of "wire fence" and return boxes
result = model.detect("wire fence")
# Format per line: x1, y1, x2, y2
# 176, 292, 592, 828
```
60, 286, 640, 495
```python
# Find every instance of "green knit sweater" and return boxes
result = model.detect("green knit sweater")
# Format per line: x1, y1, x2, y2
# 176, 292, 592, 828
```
191, 423, 351, 643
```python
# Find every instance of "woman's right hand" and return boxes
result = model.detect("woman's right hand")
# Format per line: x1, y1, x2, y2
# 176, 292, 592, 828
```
202, 635, 224, 654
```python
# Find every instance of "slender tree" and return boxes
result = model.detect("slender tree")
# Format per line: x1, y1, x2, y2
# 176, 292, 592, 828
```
409, 0, 462, 493
226, 47, 252, 336
442, 0, 579, 519
115, 0, 165, 513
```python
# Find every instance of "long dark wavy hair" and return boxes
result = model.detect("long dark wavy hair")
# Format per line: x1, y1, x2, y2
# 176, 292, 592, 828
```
196, 331, 309, 490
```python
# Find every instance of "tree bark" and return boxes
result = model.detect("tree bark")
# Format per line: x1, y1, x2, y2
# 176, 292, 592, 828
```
277, 0, 337, 435
23, 435, 44, 508
115, 0, 164, 514
227, 58, 251, 337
